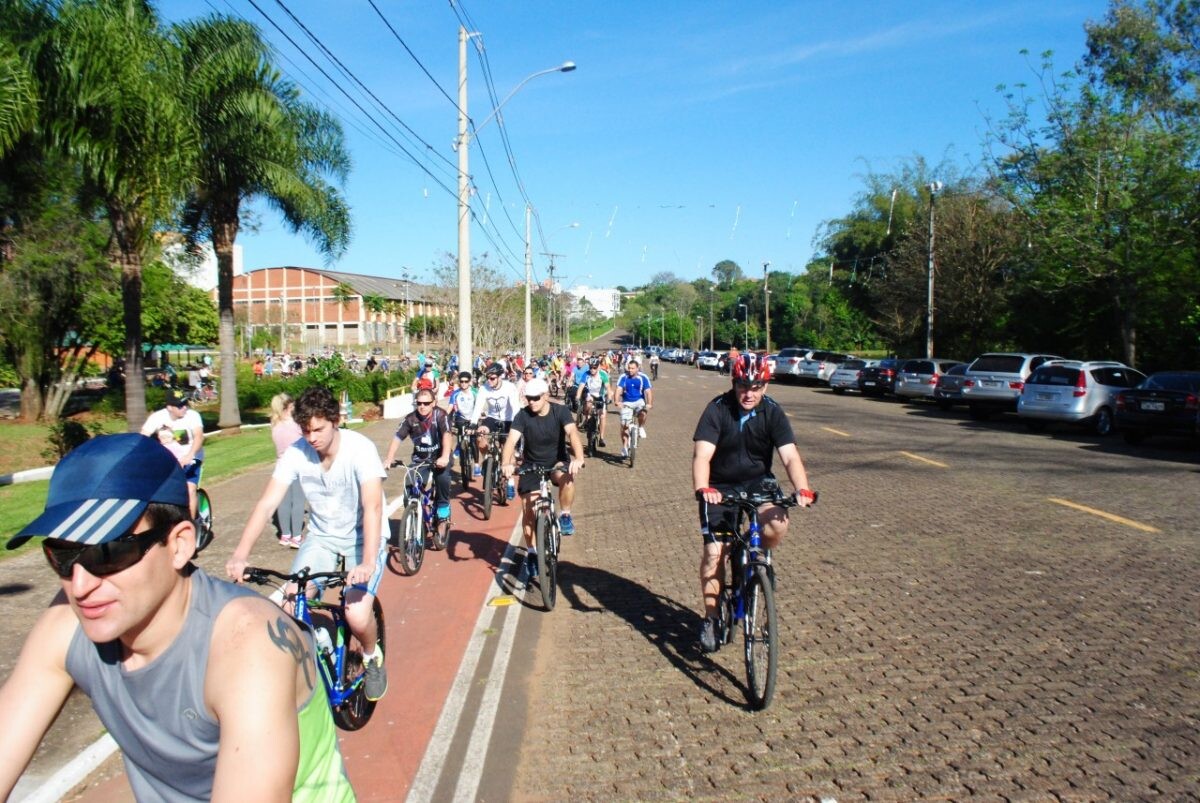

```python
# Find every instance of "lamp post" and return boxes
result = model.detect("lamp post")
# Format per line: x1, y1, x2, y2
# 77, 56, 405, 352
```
926, 181, 943, 359
738, 303, 749, 351
401, 269, 412, 357
456, 25, 574, 376
762, 261, 771, 353
708, 284, 715, 350
696, 316, 703, 352
657, 307, 665, 347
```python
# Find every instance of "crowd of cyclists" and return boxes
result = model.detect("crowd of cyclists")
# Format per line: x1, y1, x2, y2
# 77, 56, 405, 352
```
1, 339, 816, 800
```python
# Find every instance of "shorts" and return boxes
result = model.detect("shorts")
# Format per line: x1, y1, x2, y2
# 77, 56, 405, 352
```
620, 400, 646, 422
291, 536, 387, 596
183, 459, 202, 485
697, 476, 780, 545
479, 417, 510, 435
517, 462, 569, 496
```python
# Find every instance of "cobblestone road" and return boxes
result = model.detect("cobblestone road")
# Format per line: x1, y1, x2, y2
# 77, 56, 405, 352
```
510, 349, 1199, 801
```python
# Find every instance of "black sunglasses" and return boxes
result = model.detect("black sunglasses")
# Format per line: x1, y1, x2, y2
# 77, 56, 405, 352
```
415, 399, 435, 406
525, 394, 544, 402
42, 521, 175, 579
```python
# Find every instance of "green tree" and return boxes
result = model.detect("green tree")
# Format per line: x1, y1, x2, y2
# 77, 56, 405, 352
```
712, 259, 743, 287
176, 14, 351, 430
41, 0, 194, 429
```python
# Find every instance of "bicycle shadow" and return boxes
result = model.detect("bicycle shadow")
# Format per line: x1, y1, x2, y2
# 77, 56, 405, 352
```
554, 561, 748, 708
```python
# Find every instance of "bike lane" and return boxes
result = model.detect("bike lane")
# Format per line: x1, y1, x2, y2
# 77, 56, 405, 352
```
62, 423, 525, 803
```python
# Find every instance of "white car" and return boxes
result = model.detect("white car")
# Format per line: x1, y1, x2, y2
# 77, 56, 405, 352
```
696, 351, 720, 370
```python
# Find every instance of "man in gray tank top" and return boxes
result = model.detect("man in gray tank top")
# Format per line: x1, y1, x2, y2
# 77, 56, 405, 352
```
0, 434, 354, 801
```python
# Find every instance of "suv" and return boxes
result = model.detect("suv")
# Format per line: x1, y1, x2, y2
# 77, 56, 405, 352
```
794, 351, 852, 384
961, 352, 1066, 420
775, 346, 814, 383
1017, 361, 1145, 435
895, 359, 963, 402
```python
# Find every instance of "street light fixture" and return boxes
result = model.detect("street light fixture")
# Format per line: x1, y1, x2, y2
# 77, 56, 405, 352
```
457, 26, 574, 376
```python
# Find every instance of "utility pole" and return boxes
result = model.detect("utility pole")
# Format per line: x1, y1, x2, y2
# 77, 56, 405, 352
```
708, 284, 715, 350
456, 27, 473, 377
401, 269, 411, 357
524, 204, 532, 364
763, 261, 771, 353
926, 182, 942, 359
544, 258, 557, 350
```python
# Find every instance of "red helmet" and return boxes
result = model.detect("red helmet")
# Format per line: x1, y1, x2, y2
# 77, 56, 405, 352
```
732, 352, 771, 383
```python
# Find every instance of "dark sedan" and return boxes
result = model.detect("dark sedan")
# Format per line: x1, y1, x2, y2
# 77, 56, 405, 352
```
858, 357, 910, 397
933, 363, 971, 410
1115, 371, 1200, 444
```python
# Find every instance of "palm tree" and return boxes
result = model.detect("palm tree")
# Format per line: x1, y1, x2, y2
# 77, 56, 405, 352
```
41, 0, 193, 429
175, 15, 350, 430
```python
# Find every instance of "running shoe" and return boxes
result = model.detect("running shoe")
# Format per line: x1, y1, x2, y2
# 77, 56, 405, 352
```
364, 649, 388, 701
639, 426, 647, 439
473, 464, 482, 477
559, 513, 575, 536
699, 616, 719, 653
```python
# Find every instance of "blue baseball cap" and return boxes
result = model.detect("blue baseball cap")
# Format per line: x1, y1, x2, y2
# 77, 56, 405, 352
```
7, 434, 189, 549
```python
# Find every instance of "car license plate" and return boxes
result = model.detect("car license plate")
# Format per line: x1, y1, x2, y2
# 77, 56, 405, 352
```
982, 379, 1001, 387
864, 381, 876, 387
1037, 392, 1054, 401
1141, 401, 1165, 411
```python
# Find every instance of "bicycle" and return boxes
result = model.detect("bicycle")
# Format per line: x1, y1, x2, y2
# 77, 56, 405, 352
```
480, 427, 510, 521
620, 403, 642, 468
516, 463, 568, 611
193, 464, 214, 557
580, 400, 602, 457
706, 484, 817, 710
387, 459, 450, 575
453, 420, 477, 492
242, 561, 386, 731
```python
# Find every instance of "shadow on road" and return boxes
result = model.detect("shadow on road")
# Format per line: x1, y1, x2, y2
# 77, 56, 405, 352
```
555, 561, 750, 708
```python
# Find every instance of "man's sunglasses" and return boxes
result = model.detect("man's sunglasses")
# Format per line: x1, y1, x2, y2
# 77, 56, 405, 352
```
42, 521, 175, 579
525, 394, 544, 402
415, 399, 435, 407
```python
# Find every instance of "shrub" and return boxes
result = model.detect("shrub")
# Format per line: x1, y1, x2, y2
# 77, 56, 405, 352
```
42, 418, 103, 463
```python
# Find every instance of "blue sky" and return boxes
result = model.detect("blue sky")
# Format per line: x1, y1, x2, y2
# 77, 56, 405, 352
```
162, 0, 1109, 290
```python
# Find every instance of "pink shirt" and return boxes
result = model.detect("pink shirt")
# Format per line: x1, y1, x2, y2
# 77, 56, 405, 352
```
272, 418, 302, 458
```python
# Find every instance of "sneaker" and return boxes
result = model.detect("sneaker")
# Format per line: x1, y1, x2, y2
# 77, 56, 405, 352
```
363, 650, 388, 701
473, 464, 482, 477
599, 438, 606, 447
699, 616, 719, 653
453, 447, 461, 458
289, 536, 302, 549
279, 535, 292, 547
621, 446, 628, 457
436, 503, 451, 521
517, 551, 538, 584
639, 426, 648, 439
559, 513, 575, 536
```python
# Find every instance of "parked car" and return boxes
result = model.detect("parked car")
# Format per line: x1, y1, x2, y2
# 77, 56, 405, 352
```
895, 359, 964, 402
1115, 371, 1200, 444
858, 357, 910, 397
1017, 360, 1145, 436
961, 352, 1066, 419
762, 353, 777, 374
829, 358, 872, 394
794, 351, 852, 384
775, 346, 815, 383
696, 350, 720, 370
933, 363, 972, 410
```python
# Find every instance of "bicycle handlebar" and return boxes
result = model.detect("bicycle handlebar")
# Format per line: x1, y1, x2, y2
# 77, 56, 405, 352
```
701, 488, 818, 510
516, 462, 571, 477
242, 565, 348, 588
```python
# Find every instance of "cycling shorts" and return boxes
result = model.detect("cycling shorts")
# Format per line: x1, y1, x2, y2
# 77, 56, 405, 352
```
479, 417, 511, 435
517, 462, 570, 496
697, 476, 782, 545
183, 459, 202, 485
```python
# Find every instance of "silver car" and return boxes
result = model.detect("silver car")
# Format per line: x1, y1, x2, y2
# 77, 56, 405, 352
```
961, 352, 1066, 420
895, 358, 963, 401
794, 350, 850, 384
1017, 360, 1145, 436
829, 358, 872, 394
776, 346, 816, 383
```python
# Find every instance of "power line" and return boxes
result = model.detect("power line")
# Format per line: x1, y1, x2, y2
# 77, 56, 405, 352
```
366, 0, 462, 114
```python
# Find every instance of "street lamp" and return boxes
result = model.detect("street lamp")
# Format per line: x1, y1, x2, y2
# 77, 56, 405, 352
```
401, 268, 412, 357
456, 25, 574, 376
738, 303, 749, 351
762, 261, 771, 353
696, 316, 703, 351
708, 284, 715, 350
926, 181, 943, 359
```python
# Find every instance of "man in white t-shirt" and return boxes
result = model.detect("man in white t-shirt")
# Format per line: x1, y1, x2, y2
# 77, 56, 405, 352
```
227, 387, 389, 701
140, 391, 205, 516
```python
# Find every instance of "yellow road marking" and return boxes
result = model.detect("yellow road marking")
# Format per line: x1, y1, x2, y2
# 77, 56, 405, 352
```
1047, 497, 1160, 533
821, 426, 851, 437
488, 596, 518, 607
898, 451, 948, 468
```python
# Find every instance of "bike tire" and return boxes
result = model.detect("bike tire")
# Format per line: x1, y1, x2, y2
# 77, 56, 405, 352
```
495, 463, 509, 507
194, 488, 214, 554
482, 457, 495, 520
331, 597, 385, 731
459, 440, 472, 492
535, 512, 557, 611
430, 517, 451, 551
742, 564, 779, 710
400, 500, 424, 575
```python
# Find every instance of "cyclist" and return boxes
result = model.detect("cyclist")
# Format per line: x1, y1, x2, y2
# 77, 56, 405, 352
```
575, 358, 611, 449
449, 370, 477, 438
229, 386, 389, 702
692, 353, 815, 653
501, 378, 585, 578
0, 434, 354, 801
384, 386, 455, 523
139, 390, 205, 518
615, 359, 654, 456
470, 362, 520, 477
516, 365, 537, 406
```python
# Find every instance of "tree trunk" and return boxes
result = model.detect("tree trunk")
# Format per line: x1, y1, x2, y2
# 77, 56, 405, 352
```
112, 209, 147, 431
212, 214, 242, 431
19, 376, 43, 421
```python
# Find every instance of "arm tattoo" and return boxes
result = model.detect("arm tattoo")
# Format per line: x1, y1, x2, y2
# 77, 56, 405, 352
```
267, 616, 314, 691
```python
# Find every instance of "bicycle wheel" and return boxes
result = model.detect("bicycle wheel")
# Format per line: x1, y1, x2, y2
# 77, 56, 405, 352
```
399, 499, 424, 575
494, 462, 509, 507
534, 511, 557, 611
628, 427, 637, 469
742, 564, 779, 710
332, 598, 385, 731
194, 488, 214, 554
482, 456, 495, 520
459, 439, 472, 491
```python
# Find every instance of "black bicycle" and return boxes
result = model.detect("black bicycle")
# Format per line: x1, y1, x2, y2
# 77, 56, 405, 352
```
453, 420, 477, 493
707, 485, 816, 710
517, 463, 568, 611
480, 427, 509, 520
579, 397, 602, 457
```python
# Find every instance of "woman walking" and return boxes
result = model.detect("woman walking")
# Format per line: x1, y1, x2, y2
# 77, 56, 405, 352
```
270, 393, 307, 547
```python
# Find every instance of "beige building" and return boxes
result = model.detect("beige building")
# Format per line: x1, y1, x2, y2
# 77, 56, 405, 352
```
224, 267, 454, 352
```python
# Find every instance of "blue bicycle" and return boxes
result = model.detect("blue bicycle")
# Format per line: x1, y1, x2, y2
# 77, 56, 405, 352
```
243, 562, 385, 730
388, 459, 451, 576
708, 485, 816, 710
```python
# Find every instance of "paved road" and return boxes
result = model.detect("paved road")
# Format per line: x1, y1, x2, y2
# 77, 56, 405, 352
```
7, 340, 1199, 800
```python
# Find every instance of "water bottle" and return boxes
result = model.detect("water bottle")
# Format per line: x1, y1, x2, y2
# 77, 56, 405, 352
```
506, 478, 516, 500
314, 626, 333, 656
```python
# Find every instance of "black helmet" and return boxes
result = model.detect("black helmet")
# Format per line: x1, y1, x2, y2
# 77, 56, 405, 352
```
485, 363, 503, 377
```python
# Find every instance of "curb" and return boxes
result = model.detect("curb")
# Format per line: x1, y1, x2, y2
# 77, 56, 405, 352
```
17, 734, 117, 803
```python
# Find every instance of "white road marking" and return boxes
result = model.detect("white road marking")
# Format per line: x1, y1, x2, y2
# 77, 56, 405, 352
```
821, 426, 851, 437
407, 518, 525, 803
898, 450, 949, 468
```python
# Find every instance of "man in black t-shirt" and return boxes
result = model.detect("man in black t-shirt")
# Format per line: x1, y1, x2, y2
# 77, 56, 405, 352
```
384, 387, 455, 522
501, 378, 585, 580
692, 353, 815, 652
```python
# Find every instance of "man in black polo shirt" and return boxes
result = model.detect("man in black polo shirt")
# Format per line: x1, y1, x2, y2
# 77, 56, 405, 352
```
692, 353, 815, 652
501, 378, 585, 580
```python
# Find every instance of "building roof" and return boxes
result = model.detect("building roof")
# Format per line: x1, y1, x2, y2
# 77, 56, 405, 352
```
254, 267, 448, 304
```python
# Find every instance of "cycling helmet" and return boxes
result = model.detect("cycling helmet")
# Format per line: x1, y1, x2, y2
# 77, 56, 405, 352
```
457, 371, 472, 382
589, 358, 601, 368
732, 352, 772, 384
485, 363, 504, 377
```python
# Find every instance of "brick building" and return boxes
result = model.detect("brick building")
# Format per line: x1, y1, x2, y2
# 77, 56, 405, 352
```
223, 266, 454, 352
